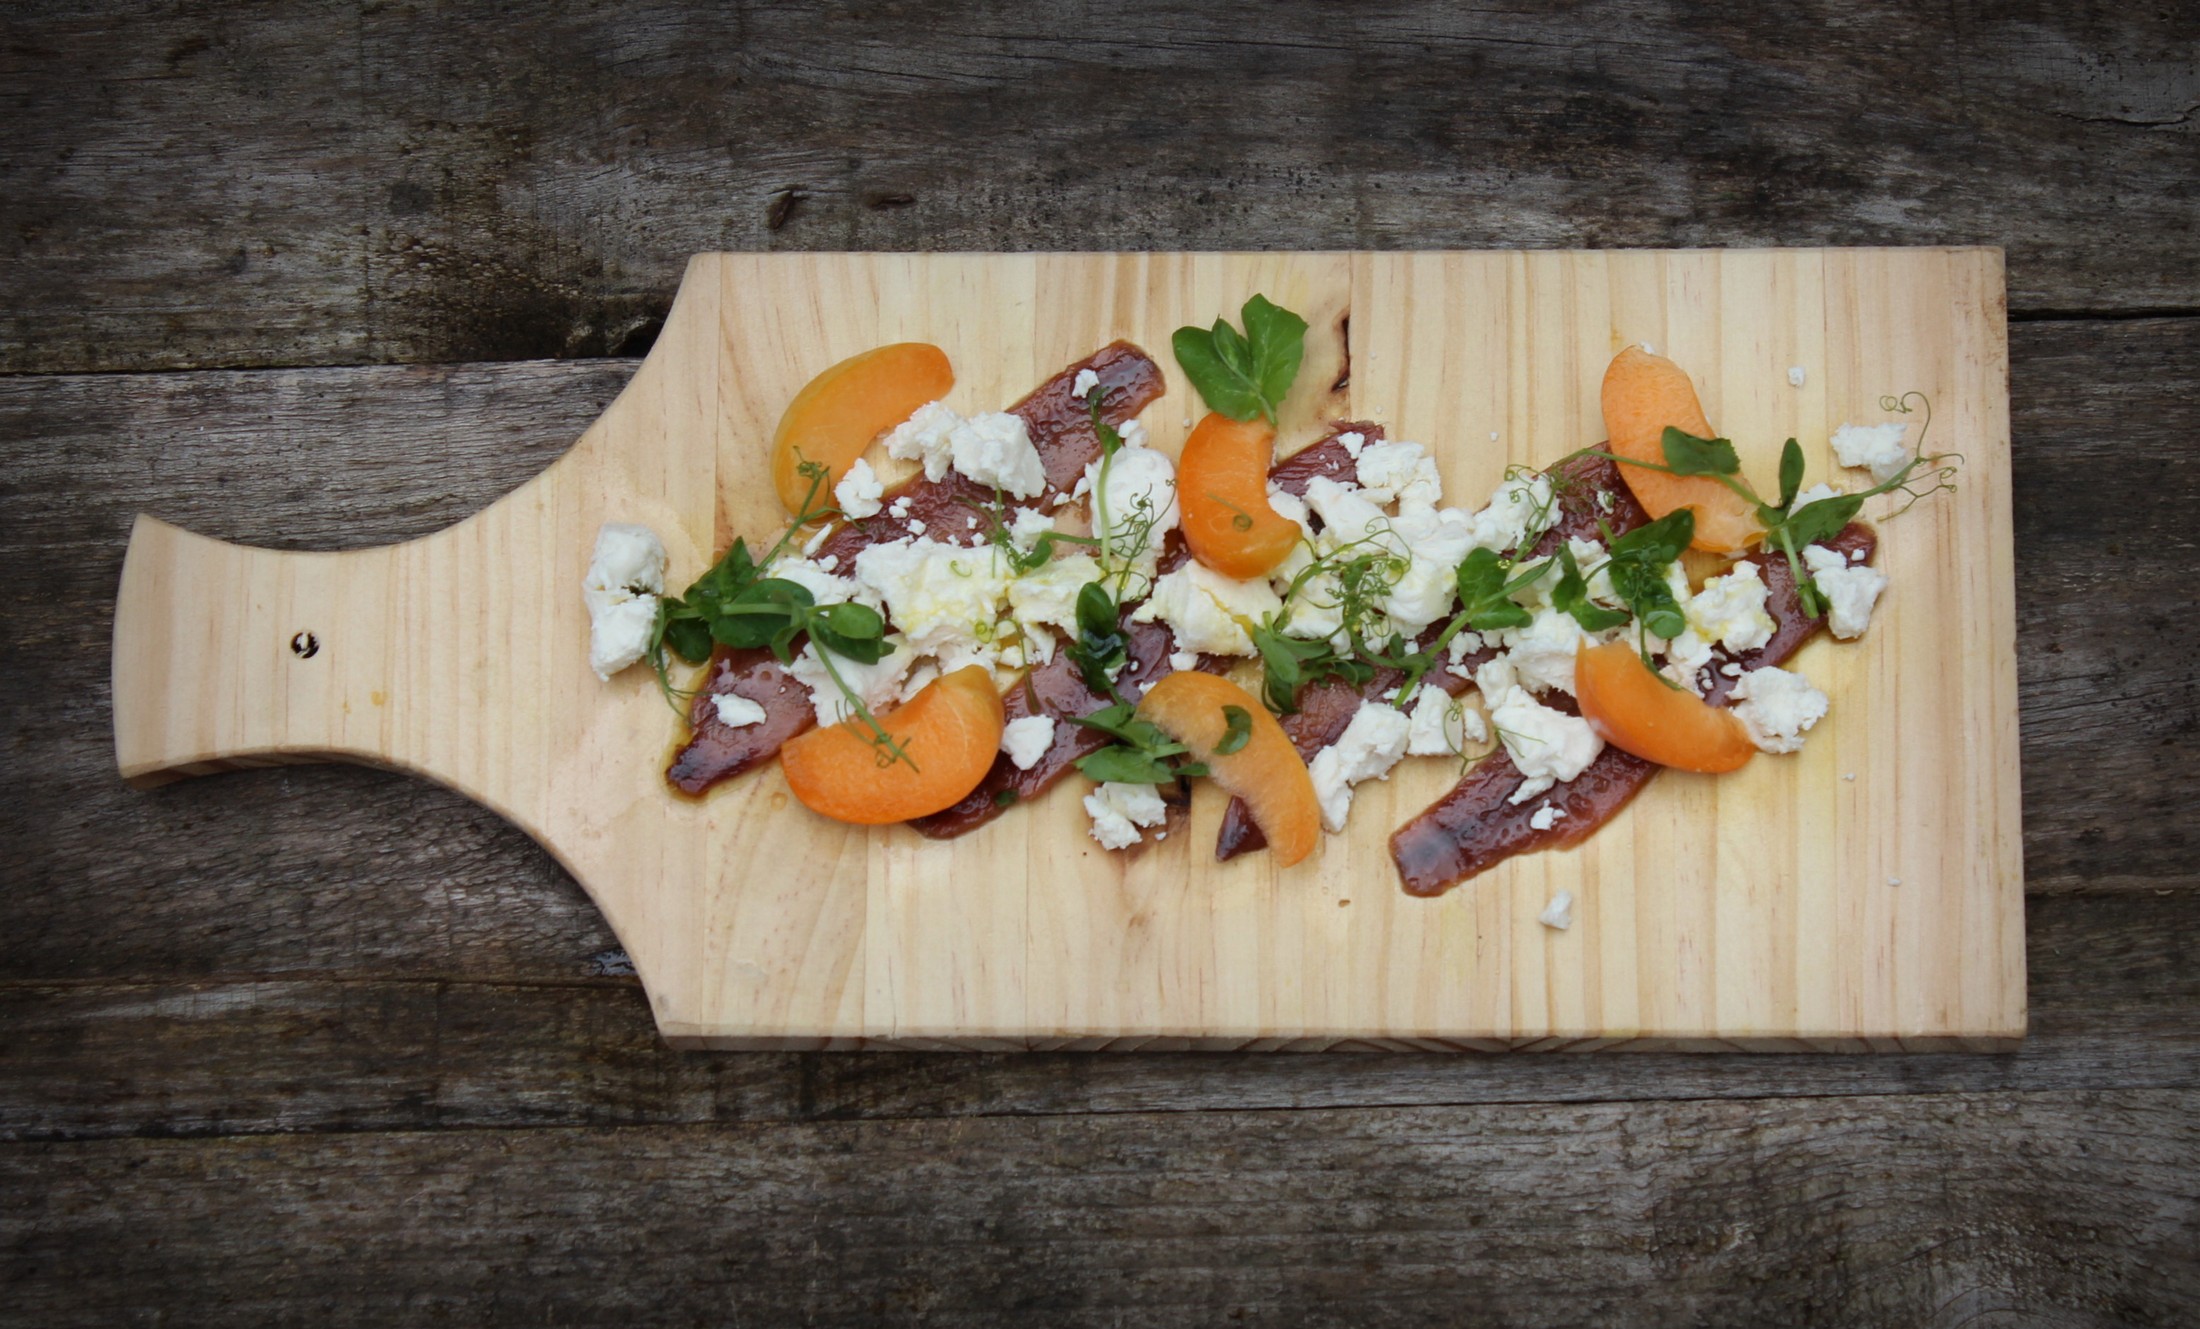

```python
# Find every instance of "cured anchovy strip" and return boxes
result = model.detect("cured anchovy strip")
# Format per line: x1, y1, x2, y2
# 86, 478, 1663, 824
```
666, 342, 1164, 797
1388, 521, 1879, 897
1215, 447, 1650, 860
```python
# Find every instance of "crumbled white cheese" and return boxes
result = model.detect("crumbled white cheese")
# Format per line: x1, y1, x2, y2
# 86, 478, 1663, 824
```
1003, 553, 1101, 661
1084, 444, 1180, 595
1658, 626, 1715, 695
1266, 487, 1311, 529
1168, 649, 1199, 672
1477, 655, 1604, 802
766, 554, 870, 609
1802, 544, 1888, 640
1729, 665, 1829, 754
883, 400, 1047, 498
1008, 506, 1057, 551
583, 522, 668, 680
1084, 781, 1168, 850
889, 495, 914, 519
787, 638, 917, 725
1471, 471, 1556, 555
1132, 560, 1282, 656
1405, 687, 1483, 756
1789, 482, 1842, 515
1354, 440, 1444, 510
1382, 505, 1478, 634
1831, 421, 1912, 483
1538, 890, 1575, 930
883, 401, 964, 481
834, 458, 885, 519
853, 538, 1013, 674
1336, 431, 1366, 459
1685, 561, 1776, 654
1528, 804, 1567, 832
907, 518, 927, 535
801, 524, 832, 556
1071, 367, 1100, 397
1787, 366, 1807, 388
1000, 715, 1057, 770
1307, 701, 1413, 832
711, 693, 768, 729
1500, 603, 1593, 696
949, 411, 1047, 499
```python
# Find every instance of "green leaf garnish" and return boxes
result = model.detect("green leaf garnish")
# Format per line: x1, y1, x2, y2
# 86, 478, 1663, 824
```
1659, 426, 1742, 477
1552, 545, 1630, 633
1172, 294, 1309, 425
1071, 701, 1208, 784
1217, 705, 1253, 756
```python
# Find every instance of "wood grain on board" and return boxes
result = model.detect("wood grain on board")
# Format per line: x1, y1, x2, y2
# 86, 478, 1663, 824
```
109, 250, 2020, 1049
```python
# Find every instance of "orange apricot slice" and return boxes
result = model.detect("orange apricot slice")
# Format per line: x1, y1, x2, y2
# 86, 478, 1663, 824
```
1177, 412, 1303, 578
781, 665, 1004, 824
1600, 346, 1761, 554
1573, 640, 1754, 774
771, 342, 955, 515
1134, 671, 1320, 866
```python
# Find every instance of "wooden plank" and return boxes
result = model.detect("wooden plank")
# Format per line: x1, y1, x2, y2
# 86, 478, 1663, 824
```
4, 1088, 2194, 1325
0, 892, 2190, 1144
0, 319, 2188, 998
3, 3, 2197, 373
97, 250, 2022, 1048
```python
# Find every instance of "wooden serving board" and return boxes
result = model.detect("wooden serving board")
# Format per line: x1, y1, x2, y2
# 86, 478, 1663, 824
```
112, 250, 2023, 1051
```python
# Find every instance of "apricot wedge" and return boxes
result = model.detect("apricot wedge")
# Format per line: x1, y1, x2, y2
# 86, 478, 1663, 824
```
1573, 640, 1754, 774
1177, 412, 1303, 578
1134, 671, 1320, 866
771, 342, 955, 515
1600, 346, 1761, 554
781, 665, 1004, 824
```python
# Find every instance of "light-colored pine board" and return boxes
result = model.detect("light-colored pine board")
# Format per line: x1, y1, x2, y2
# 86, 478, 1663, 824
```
110, 249, 2022, 1050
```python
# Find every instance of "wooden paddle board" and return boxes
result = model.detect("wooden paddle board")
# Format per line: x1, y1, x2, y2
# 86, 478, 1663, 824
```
112, 250, 2024, 1050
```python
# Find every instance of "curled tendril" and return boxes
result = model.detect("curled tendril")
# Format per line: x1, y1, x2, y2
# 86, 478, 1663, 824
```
1870, 392, 1963, 519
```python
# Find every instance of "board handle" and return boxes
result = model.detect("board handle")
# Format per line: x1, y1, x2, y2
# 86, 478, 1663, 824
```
112, 514, 403, 789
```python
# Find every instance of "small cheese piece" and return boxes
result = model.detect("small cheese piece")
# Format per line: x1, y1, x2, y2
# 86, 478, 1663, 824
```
1071, 367, 1100, 397
1000, 715, 1057, 771
787, 638, 917, 726
949, 411, 1047, 499
1537, 890, 1575, 930
1787, 366, 1807, 388
1789, 482, 1843, 516
1131, 561, 1282, 657
1382, 504, 1478, 634
883, 401, 964, 481
1685, 561, 1776, 654
1831, 421, 1912, 483
1005, 553, 1102, 661
1008, 506, 1057, 551
1354, 440, 1443, 509
767, 554, 869, 609
1084, 781, 1169, 850
852, 538, 1013, 674
711, 693, 768, 729
1470, 470, 1556, 555
1803, 544, 1888, 640
1528, 804, 1567, 832
1501, 603, 1593, 696
583, 522, 668, 680
1306, 701, 1413, 833
833, 457, 885, 519
1084, 444, 1180, 593
1477, 655, 1604, 803
1405, 688, 1484, 756
1729, 665, 1829, 754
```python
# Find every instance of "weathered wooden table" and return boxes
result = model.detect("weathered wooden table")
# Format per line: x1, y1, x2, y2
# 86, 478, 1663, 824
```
4, 4, 2194, 1323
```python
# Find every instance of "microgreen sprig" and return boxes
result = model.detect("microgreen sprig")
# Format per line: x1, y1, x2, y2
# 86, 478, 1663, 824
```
1071, 702, 1209, 784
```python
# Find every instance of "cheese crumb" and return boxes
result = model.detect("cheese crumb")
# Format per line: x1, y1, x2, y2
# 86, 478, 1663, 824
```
1729, 665, 1829, 754
1528, 804, 1567, 831
1406, 688, 1483, 756
1071, 368, 1100, 397
1000, 715, 1057, 770
1831, 421, 1912, 483
711, 693, 767, 729
833, 458, 885, 519
1084, 781, 1168, 850
1132, 561, 1281, 656
1538, 890, 1575, 930
1803, 544, 1888, 639
1787, 366, 1807, 388
1686, 561, 1776, 654
583, 522, 668, 680
1307, 701, 1413, 832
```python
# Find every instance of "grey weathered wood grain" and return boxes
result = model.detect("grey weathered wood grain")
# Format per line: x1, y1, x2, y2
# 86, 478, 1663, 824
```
1, 323, 2190, 990
3, 1089, 2193, 1326
2, 1, 2195, 373
1, 892, 2193, 1144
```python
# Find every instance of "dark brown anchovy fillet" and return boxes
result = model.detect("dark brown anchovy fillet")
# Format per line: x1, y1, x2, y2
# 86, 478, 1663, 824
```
1388, 520, 1879, 897
665, 341, 1164, 797
1215, 446, 1650, 859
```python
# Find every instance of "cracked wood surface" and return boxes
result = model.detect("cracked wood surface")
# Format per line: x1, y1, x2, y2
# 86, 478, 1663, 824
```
3, 2, 2197, 373
3, 1, 2197, 1321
